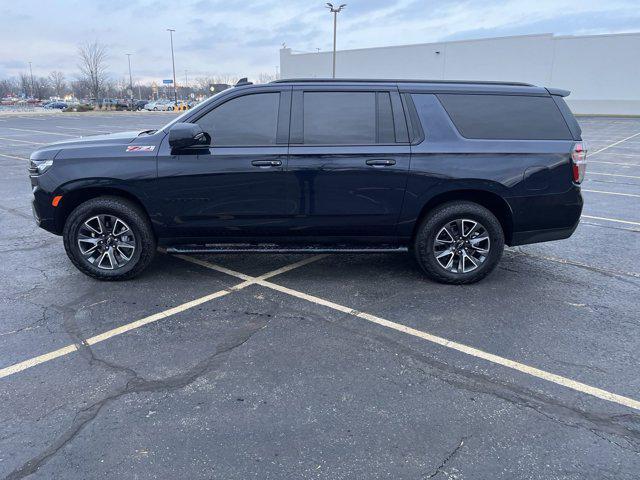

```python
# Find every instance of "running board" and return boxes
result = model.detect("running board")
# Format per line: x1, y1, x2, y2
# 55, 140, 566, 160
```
166, 244, 409, 254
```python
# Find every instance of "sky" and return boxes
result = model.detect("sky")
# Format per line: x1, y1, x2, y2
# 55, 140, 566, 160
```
1, 0, 639, 84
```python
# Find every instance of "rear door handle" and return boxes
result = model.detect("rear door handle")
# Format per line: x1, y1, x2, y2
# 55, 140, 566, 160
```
366, 158, 396, 166
251, 160, 282, 167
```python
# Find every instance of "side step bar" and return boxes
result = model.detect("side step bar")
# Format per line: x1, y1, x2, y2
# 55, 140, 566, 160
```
166, 244, 409, 254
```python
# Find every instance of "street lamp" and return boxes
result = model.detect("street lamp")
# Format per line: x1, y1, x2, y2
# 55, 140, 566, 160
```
126, 53, 134, 106
326, 3, 346, 78
184, 70, 188, 100
167, 29, 178, 103
28, 61, 35, 98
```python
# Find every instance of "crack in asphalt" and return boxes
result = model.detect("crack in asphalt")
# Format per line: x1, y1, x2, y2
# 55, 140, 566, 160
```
507, 248, 640, 285
288, 301, 640, 454
0, 204, 32, 220
0, 305, 51, 337
425, 437, 467, 479
3, 312, 272, 480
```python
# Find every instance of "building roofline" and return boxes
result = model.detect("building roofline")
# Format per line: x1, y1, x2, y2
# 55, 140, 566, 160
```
281, 31, 640, 57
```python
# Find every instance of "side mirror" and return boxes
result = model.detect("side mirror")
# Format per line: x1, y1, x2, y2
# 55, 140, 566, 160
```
168, 122, 211, 151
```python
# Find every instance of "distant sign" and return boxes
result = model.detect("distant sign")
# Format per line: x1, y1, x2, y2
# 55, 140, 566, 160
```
162, 79, 173, 84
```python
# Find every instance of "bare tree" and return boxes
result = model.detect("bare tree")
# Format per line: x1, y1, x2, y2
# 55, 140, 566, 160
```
78, 40, 108, 102
32, 77, 51, 99
19, 72, 31, 97
71, 78, 90, 100
256, 72, 278, 84
0, 78, 19, 98
49, 71, 67, 98
213, 74, 239, 86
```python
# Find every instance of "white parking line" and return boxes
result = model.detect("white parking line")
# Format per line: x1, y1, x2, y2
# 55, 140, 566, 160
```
178, 256, 640, 412
0, 153, 28, 161
8, 127, 75, 136
582, 214, 640, 226
582, 189, 640, 198
589, 161, 640, 167
588, 172, 640, 180
589, 132, 640, 157
0, 136, 46, 145
55, 126, 111, 134
0, 255, 324, 379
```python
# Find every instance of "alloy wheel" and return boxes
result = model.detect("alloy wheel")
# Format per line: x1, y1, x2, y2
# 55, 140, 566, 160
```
433, 218, 490, 273
77, 214, 136, 270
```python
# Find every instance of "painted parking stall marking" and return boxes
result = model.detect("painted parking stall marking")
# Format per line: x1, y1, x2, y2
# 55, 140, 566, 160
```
0, 255, 324, 379
175, 255, 640, 412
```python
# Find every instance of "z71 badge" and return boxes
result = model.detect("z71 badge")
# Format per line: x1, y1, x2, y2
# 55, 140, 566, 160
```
126, 145, 155, 152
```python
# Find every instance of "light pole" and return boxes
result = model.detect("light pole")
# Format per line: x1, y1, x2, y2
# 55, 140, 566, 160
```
28, 61, 35, 98
326, 3, 346, 78
167, 29, 178, 103
184, 70, 188, 100
126, 53, 134, 106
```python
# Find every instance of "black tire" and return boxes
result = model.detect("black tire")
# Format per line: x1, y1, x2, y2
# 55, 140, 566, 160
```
63, 196, 156, 281
413, 201, 504, 284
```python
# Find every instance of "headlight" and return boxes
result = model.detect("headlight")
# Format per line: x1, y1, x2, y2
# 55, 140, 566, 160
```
28, 158, 54, 175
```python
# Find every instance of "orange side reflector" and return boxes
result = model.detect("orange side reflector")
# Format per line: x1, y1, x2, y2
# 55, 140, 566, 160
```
52, 195, 63, 207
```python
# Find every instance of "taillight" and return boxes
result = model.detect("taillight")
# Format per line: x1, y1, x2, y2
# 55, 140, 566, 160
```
571, 142, 587, 184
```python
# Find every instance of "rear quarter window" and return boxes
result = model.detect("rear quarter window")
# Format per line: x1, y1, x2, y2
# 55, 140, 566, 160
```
437, 94, 572, 140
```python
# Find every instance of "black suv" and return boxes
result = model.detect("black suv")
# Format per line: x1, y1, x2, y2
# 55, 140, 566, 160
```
29, 78, 585, 284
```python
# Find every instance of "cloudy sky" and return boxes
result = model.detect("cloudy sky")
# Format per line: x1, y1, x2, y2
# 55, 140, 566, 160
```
1, 0, 639, 83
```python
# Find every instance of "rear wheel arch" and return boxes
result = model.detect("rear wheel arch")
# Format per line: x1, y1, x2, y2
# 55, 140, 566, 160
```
412, 189, 514, 245
55, 187, 153, 235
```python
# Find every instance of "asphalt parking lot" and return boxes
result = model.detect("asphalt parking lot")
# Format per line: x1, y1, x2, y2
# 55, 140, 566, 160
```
0, 111, 639, 479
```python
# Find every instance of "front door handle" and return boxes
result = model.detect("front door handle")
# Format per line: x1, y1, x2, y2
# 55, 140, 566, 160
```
251, 160, 282, 167
366, 158, 396, 167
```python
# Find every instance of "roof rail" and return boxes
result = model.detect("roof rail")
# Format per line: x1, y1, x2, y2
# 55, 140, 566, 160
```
235, 77, 253, 86
271, 78, 534, 87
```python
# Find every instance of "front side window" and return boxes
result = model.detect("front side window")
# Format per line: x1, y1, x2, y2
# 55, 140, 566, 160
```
196, 92, 280, 146
303, 91, 376, 145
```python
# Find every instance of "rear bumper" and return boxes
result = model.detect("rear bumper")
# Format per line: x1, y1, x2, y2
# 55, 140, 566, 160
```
510, 223, 580, 246
507, 186, 583, 246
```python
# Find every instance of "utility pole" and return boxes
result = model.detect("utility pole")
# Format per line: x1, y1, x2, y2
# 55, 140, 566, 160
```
28, 61, 35, 98
184, 70, 188, 100
326, 3, 346, 78
167, 29, 178, 103
126, 53, 134, 107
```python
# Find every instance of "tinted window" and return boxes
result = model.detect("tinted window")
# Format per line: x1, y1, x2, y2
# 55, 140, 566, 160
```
552, 95, 581, 139
377, 92, 395, 143
437, 94, 572, 140
303, 92, 376, 144
197, 92, 279, 146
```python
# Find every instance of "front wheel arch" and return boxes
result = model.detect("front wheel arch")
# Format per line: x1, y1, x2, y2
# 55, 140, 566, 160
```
55, 187, 153, 237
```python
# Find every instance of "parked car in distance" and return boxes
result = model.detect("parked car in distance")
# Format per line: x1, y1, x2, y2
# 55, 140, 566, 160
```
28, 78, 585, 283
43, 101, 68, 109
99, 98, 128, 109
144, 100, 173, 111
160, 100, 176, 111
133, 100, 148, 111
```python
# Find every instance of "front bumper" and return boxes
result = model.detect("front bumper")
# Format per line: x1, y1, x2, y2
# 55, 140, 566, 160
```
31, 185, 59, 235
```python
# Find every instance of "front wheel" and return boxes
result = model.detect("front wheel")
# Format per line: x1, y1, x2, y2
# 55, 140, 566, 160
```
413, 201, 504, 284
63, 197, 156, 280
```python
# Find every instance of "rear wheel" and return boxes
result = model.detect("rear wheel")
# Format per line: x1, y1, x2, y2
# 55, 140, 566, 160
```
63, 197, 156, 280
413, 201, 504, 284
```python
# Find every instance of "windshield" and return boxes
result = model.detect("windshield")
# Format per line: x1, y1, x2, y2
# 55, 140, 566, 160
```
160, 90, 230, 132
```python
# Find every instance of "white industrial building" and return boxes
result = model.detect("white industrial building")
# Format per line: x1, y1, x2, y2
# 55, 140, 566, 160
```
279, 32, 640, 115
